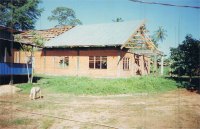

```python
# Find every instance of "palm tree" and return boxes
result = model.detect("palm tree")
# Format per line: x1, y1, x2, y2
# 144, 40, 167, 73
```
151, 26, 167, 75
112, 17, 124, 22
153, 26, 167, 43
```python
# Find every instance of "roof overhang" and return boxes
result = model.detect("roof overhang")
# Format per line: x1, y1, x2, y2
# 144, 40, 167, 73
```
44, 44, 121, 48
133, 49, 164, 56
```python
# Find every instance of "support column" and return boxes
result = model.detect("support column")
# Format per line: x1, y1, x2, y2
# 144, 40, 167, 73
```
4, 47, 7, 62
160, 56, 164, 75
76, 49, 80, 76
43, 49, 46, 74
153, 54, 157, 75
10, 42, 13, 85
30, 46, 34, 83
117, 49, 121, 77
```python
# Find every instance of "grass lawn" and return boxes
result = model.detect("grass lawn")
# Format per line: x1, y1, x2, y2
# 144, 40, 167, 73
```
3, 75, 199, 129
17, 75, 178, 95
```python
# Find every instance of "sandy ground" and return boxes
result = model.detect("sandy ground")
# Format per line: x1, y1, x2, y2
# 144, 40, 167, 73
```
0, 85, 21, 95
0, 89, 200, 129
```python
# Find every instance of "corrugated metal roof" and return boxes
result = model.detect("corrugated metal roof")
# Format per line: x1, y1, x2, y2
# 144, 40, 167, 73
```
45, 20, 143, 47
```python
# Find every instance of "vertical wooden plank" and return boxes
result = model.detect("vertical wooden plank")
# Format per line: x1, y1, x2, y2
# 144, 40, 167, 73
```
160, 56, 164, 75
77, 49, 80, 76
4, 47, 7, 62
53, 56, 55, 73
117, 49, 121, 77
44, 49, 46, 74
154, 54, 157, 75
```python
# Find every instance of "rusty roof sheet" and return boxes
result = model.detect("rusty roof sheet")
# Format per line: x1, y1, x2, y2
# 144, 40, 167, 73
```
14, 26, 73, 44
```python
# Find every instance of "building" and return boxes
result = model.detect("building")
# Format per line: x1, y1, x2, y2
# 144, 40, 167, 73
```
37, 20, 155, 78
15, 20, 158, 78
0, 26, 32, 84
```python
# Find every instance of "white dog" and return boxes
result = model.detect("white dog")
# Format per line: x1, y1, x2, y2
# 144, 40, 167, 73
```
29, 87, 42, 100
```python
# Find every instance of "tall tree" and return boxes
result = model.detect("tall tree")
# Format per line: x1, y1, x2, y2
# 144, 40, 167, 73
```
153, 26, 167, 43
48, 7, 82, 26
0, 0, 43, 30
112, 17, 124, 22
170, 34, 200, 81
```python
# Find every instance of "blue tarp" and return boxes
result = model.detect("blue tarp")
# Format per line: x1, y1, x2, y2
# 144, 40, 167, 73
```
0, 62, 32, 75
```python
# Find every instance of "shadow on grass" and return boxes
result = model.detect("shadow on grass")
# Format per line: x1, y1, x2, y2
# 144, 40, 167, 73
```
165, 76, 200, 94
0, 75, 43, 85
32, 76, 43, 83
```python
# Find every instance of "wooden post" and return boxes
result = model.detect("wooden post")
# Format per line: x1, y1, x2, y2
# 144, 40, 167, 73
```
160, 56, 164, 75
141, 55, 145, 75
154, 54, 157, 75
117, 49, 121, 77
44, 49, 46, 74
77, 49, 80, 76
131, 54, 134, 76
30, 46, 34, 83
9, 42, 13, 85
4, 47, 7, 62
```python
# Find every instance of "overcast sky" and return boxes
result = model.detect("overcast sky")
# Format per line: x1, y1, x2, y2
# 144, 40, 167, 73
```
35, 0, 200, 56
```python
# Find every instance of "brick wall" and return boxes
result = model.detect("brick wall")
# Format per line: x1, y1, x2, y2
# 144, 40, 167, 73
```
14, 47, 150, 78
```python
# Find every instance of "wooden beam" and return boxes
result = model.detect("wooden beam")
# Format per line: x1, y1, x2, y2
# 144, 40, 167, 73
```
121, 20, 147, 49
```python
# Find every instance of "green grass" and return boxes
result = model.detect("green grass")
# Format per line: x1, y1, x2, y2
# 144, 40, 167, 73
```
39, 118, 54, 129
0, 118, 33, 127
17, 75, 178, 95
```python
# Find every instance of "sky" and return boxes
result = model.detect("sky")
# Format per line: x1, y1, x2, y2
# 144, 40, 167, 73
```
35, 0, 200, 56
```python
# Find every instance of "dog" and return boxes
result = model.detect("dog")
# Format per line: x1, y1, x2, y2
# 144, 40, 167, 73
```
29, 87, 42, 100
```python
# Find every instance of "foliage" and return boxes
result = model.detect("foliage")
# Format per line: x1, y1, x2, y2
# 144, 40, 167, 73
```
151, 36, 158, 47
17, 75, 178, 95
0, 0, 43, 30
151, 26, 167, 47
153, 26, 167, 42
16, 30, 44, 48
30, 31, 45, 47
112, 17, 124, 22
170, 34, 200, 77
48, 7, 82, 26
15, 31, 45, 83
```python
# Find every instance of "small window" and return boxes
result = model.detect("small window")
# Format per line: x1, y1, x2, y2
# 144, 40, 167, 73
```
89, 56, 107, 69
123, 57, 130, 70
59, 56, 69, 68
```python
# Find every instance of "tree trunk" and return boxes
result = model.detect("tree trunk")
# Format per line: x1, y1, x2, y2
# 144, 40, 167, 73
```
30, 46, 34, 83
26, 62, 30, 83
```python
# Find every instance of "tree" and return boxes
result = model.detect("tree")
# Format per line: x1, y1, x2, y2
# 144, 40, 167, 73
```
153, 26, 167, 43
48, 7, 82, 26
170, 34, 200, 82
112, 17, 124, 22
0, 0, 43, 30
15, 31, 45, 83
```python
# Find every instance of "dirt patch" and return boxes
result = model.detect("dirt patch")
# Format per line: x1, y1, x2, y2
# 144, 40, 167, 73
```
0, 89, 200, 129
0, 85, 21, 96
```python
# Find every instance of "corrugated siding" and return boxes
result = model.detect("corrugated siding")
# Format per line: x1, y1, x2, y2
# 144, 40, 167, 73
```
45, 20, 142, 47
0, 62, 32, 75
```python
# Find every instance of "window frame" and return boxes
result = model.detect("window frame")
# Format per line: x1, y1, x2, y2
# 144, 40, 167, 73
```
58, 56, 69, 68
123, 57, 130, 71
89, 56, 107, 69
134, 54, 140, 66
